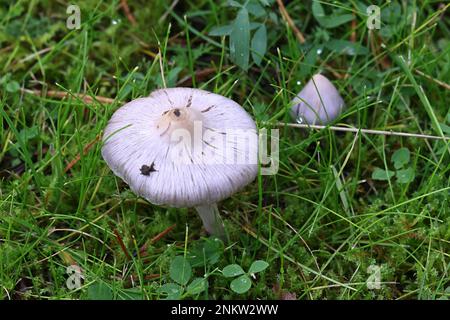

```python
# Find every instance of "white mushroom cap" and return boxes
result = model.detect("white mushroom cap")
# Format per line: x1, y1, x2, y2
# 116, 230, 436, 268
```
290, 74, 345, 124
101, 88, 258, 208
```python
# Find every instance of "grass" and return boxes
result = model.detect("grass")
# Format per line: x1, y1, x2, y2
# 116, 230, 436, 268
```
0, 0, 449, 300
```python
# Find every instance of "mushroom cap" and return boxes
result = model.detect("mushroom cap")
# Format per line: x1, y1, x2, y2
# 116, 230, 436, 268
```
102, 87, 258, 208
290, 74, 345, 124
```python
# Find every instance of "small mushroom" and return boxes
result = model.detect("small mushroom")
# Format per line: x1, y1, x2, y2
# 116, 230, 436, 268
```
101, 88, 258, 238
290, 74, 345, 125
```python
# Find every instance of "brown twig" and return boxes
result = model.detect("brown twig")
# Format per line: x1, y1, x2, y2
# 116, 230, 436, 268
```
276, 0, 305, 44
369, 32, 391, 70
138, 224, 176, 256
321, 61, 345, 79
120, 0, 137, 26
268, 122, 450, 141
139, 48, 158, 59
415, 69, 450, 90
350, 17, 357, 43
274, 1, 346, 79
22, 88, 115, 104
64, 135, 101, 173
158, 0, 180, 24
150, 224, 177, 243
131, 274, 160, 281
124, 274, 160, 288
176, 67, 221, 86
18, 47, 53, 64
114, 229, 132, 260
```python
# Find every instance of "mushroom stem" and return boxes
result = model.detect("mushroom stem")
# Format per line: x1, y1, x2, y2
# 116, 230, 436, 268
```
195, 203, 226, 238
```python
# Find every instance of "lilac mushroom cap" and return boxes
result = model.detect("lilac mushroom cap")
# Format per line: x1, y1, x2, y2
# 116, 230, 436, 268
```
101, 87, 258, 237
290, 74, 345, 125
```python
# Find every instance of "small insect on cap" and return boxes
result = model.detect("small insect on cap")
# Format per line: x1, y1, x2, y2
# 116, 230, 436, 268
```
290, 74, 345, 125
101, 87, 258, 208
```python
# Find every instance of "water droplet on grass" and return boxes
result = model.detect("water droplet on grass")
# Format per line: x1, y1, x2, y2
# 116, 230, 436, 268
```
296, 114, 305, 124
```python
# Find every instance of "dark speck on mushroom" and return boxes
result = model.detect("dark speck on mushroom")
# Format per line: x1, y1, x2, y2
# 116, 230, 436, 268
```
140, 162, 157, 176
201, 105, 215, 113
186, 94, 193, 108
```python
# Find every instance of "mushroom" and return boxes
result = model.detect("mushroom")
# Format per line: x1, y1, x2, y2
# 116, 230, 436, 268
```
290, 74, 345, 125
101, 88, 258, 238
